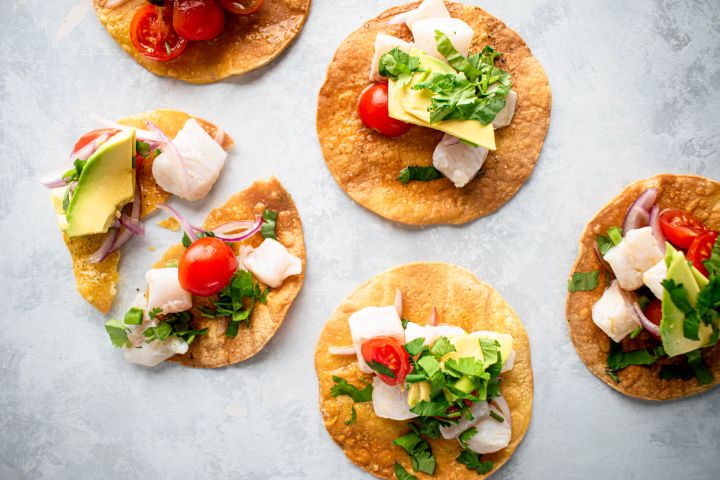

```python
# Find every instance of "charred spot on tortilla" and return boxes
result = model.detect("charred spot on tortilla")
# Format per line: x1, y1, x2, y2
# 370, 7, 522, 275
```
317, 1, 551, 225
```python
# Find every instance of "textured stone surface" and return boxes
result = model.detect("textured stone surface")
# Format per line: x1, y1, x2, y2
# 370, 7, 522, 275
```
0, 0, 719, 479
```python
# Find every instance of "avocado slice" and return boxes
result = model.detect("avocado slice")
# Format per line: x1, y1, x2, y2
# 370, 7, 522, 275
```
660, 244, 713, 356
66, 129, 136, 238
387, 49, 496, 150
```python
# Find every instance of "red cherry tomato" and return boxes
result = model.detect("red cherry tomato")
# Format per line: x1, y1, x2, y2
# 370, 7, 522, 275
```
688, 231, 718, 277
360, 337, 410, 386
72, 128, 120, 154
130, 4, 187, 61
219, 0, 264, 14
179, 237, 238, 297
643, 298, 663, 326
357, 83, 411, 137
659, 209, 709, 249
173, 0, 226, 41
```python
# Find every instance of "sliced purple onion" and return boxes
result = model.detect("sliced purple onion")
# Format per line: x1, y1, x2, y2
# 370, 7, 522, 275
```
622, 188, 657, 234
211, 220, 258, 235
41, 178, 68, 188
328, 345, 356, 356
211, 217, 262, 242
90, 177, 144, 263
89, 222, 120, 263
649, 205, 666, 253
41, 132, 114, 189
157, 204, 197, 242
394, 288, 403, 317
631, 302, 661, 340
440, 134, 461, 146
120, 214, 145, 235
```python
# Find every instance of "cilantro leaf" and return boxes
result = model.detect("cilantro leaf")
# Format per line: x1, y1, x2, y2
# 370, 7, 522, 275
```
379, 48, 423, 87
417, 355, 440, 378
703, 236, 720, 276
606, 341, 659, 381
367, 360, 396, 378
479, 338, 501, 370
456, 449, 493, 474
207, 269, 267, 337
411, 417, 445, 440
330, 376, 373, 402
662, 279, 701, 340
394, 463, 418, 480
397, 166, 443, 185
261, 209, 278, 240
597, 234, 614, 256
182, 232, 192, 248
445, 357, 486, 378
409, 400, 450, 417
568, 271, 599, 292
659, 364, 694, 381
430, 336, 455, 357
344, 405, 357, 426
458, 427, 477, 449
686, 350, 714, 385
393, 432, 436, 475
405, 338, 426, 356
105, 319, 131, 348
607, 226, 623, 246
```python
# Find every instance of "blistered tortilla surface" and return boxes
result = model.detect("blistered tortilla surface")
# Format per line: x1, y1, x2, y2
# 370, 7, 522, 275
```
315, 262, 533, 479
93, 0, 311, 84
317, 2, 552, 225
156, 177, 305, 368
566, 174, 720, 400
63, 109, 233, 314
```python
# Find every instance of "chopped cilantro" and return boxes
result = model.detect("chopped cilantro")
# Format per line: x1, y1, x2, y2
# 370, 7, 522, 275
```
456, 449, 493, 474
404, 338, 426, 356
606, 340, 660, 381
148, 307, 162, 319
568, 271, 599, 292
261, 209, 278, 240
397, 166, 443, 185
393, 431, 435, 475
629, 326, 643, 339
607, 226, 623, 246
123, 307, 143, 326
394, 463, 418, 480
429, 336, 455, 357
662, 279, 701, 340
105, 319, 131, 348
204, 269, 269, 337
489, 410, 504, 422
659, 364, 694, 381
330, 376, 373, 402
703, 236, 720, 276
686, 350, 714, 385
367, 360, 396, 378
378, 47, 423, 87
344, 405, 357, 426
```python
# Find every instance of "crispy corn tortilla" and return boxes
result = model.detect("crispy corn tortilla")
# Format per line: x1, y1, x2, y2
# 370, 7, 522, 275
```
153, 177, 305, 368
317, 2, 551, 225
566, 174, 720, 400
93, 0, 311, 84
315, 262, 532, 479
63, 109, 233, 314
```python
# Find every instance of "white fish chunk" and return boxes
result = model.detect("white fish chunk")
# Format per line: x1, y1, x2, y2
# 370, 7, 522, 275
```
348, 306, 405, 373
604, 227, 664, 291
464, 401, 512, 454
592, 280, 641, 343
405, 321, 466, 346
369, 34, 414, 82
440, 401, 489, 439
152, 118, 228, 201
371, 376, 417, 420
241, 238, 302, 288
492, 90, 517, 129
124, 337, 188, 367
643, 259, 667, 300
405, 0, 451, 29
433, 134, 489, 188
145, 268, 192, 315
412, 17, 474, 60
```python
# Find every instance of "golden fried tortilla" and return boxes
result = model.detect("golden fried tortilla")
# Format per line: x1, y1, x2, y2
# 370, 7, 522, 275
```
154, 177, 305, 368
63, 109, 233, 314
317, 2, 551, 225
315, 262, 532, 479
566, 174, 720, 400
93, 0, 311, 84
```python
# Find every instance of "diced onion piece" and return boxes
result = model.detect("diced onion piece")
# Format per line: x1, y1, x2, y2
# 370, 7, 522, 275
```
394, 288, 403, 317
328, 345, 356, 356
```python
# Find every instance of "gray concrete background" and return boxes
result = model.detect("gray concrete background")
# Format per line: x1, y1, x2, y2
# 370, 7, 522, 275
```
1, 0, 719, 478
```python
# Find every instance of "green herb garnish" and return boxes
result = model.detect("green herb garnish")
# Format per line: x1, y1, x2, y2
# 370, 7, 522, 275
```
204, 269, 268, 337
105, 319, 131, 348
378, 47, 423, 87
397, 166, 443, 185
123, 307, 144, 326
261, 209, 278, 240
393, 431, 436, 475
456, 449, 493, 474
393, 463, 418, 480
330, 376, 373, 403
567, 271, 599, 292
344, 405, 357, 426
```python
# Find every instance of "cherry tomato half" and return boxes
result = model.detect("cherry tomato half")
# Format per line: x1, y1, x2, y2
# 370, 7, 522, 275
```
130, 4, 187, 61
688, 231, 718, 277
357, 83, 411, 137
173, 0, 226, 41
658, 208, 709, 249
72, 128, 119, 154
643, 298, 663, 327
360, 337, 410, 386
179, 237, 238, 297
220, 0, 264, 15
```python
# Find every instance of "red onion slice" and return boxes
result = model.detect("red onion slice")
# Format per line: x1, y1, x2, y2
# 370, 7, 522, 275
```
440, 134, 461, 146
157, 204, 197, 242
631, 302, 661, 339
328, 345, 356, 356
212, 217, 262, 242
428, 307, 438, 326
649, 205, 666, 253
41, 132, 114, 189
89, 222, 120, 263
211, 220, 258, 235
120, 214, 144, 235
490, 396, 511, 421
394, 288, 403, 317
622, 188, 657, 234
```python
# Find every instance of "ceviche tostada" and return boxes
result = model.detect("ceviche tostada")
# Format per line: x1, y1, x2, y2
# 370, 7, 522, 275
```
105, 177, 305, 368
93, 0, 311, 83
567, 174, 720, 400
317, 0, 551, 225
42, 109, 233, 313
315, 262, 532, 479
